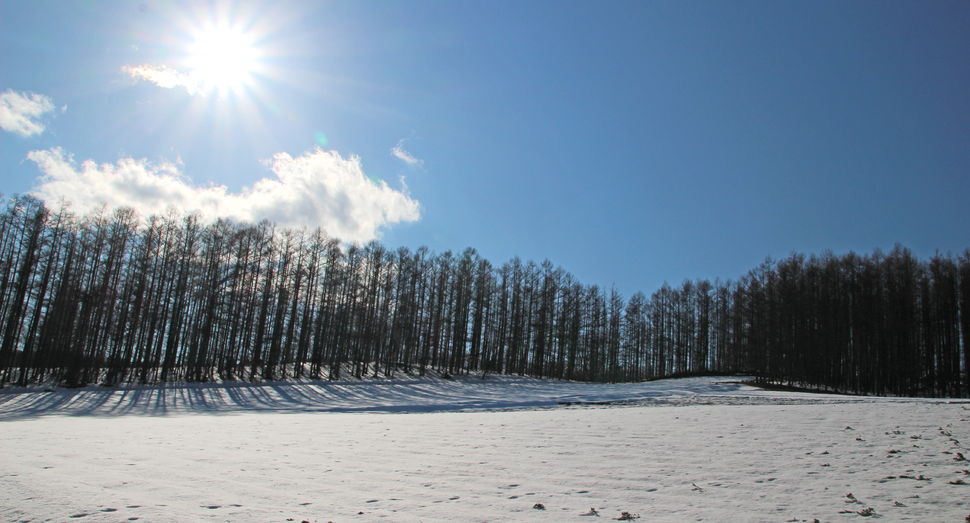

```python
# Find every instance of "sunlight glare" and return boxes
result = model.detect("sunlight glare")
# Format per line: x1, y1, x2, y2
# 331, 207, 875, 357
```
187, 26, 256, 92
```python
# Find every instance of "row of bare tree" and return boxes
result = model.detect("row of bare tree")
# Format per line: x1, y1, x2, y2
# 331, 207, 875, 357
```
0, 195, 967, 396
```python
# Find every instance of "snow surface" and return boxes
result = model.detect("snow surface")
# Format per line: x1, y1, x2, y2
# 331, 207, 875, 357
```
2, 375, 968, 522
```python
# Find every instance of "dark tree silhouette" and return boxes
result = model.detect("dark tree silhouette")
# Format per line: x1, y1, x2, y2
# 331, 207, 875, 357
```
0, 194, 966, 397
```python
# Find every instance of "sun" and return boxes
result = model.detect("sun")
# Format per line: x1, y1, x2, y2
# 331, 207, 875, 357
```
187, 26, 257, 92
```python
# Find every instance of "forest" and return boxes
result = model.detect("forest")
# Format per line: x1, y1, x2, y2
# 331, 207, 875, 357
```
0, 194, 966, 397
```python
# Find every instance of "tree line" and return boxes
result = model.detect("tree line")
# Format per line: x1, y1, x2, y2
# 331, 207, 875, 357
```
0, 194, 967, 397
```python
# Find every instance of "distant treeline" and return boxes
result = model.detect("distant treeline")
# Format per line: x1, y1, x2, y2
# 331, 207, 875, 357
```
0, 195, 967, 396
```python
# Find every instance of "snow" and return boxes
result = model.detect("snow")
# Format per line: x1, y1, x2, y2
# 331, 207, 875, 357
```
2, 375, 968, 522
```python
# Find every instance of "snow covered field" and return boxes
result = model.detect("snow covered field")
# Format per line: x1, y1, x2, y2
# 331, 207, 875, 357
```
2, 375, 968, 522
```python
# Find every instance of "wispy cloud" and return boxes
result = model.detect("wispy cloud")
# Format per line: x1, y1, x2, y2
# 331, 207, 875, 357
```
391, 139, 423, 167
0, 89, 55, 136
122, 65, 201, 95
28, 147, 421, 243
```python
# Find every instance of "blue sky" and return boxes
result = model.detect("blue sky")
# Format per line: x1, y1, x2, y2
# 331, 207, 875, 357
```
1, 0, 968, 297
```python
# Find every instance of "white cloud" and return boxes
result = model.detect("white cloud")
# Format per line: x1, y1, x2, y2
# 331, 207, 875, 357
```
0, 89, 55, 136
391, 139, 423, 166
122, 65, 201, 95
27, 147, 421, 243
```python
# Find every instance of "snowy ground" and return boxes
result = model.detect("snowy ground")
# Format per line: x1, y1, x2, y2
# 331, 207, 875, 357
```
2, 375, 968, 522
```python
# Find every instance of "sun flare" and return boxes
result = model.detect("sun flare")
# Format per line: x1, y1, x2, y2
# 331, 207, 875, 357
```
187, 26, 256, 92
